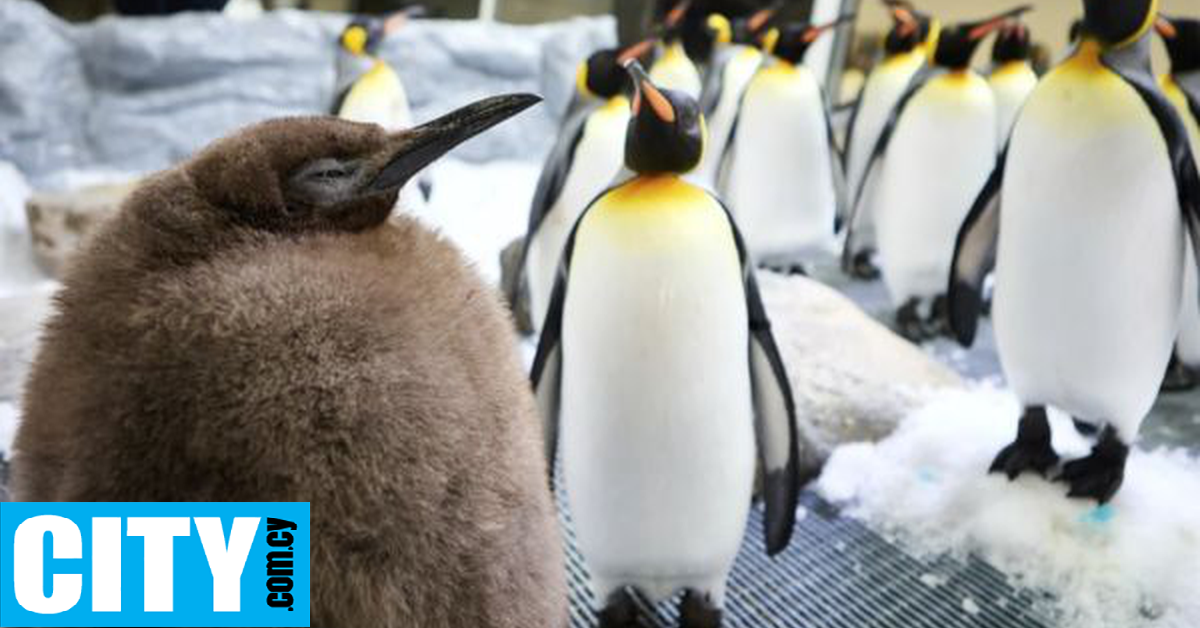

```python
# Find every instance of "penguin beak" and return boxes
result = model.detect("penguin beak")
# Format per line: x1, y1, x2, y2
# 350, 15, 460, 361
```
884, 0, 918, 37
1156, 16, 1179, 39
803, 14, 857, 43
366, 93, 542, 193
747, 2, 782, 35
664, 0, 691, 29
618, 38, 657, 65
623, 60, 676, 124
383, 5, 424, 35
967, 6, 1033, 41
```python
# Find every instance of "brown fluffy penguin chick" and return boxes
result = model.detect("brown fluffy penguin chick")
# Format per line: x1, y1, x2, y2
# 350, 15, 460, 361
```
11, 95, 569, 628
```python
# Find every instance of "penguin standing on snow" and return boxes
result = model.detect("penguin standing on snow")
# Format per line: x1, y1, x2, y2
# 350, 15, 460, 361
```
12, 94, 571, 625
988, 20, 1038, 150
514, 42, 653, 333
717, 17, 852, 274
333, 7, 432, 210
532, 61, 802, 628
841, 0, 939, 280
650, 1, 705, 99
845, 6, 1031, 340
1155, 15, 1200, 391
948, 2, 1200, 503
692, 6, 778, 186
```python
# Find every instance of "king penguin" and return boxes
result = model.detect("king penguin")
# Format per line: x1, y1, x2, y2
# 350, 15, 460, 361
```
716, 18, 852, 274
532, 61, 802, 628
692, 6, 778, 186
515, 43, 650, 333
948, 1, 1200, 503
650, 0, 705, 99
988, 20, 1039, 150
12, 94, 571, 626
1155, 15, 1200, 391
333, 8, 432, 211
845, 6, 1031, 340
841, 0, 940, 280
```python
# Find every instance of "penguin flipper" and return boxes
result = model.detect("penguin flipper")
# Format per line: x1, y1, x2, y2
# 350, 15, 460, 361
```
530, 265, 568, 480
821, 90, 849, 230
1104, 49, 1200, 306
710, 194, 802, 556
947, 148, 1007, 347
842, 67, 937, 271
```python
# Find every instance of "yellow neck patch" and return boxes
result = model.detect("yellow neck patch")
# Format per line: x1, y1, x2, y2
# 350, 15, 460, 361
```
1116, 0, 1159, 49
575, 62, 591, 98
603, 176, 709, 213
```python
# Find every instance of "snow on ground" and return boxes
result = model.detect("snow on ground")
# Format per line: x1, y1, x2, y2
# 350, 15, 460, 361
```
818, 387, 1200, 628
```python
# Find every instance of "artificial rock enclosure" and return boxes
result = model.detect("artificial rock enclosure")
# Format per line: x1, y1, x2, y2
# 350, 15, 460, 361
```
1, 1, 1199, 627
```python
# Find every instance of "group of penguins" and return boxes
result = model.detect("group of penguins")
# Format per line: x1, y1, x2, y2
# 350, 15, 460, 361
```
318, 0, 1200, 625
7, 2, 1200, 628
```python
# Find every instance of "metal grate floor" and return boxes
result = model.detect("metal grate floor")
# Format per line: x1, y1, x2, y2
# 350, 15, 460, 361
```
560, 489, 1055, 628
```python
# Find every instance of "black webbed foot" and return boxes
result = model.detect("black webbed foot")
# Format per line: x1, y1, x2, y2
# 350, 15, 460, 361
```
895, 298, 927, 342
679, 590, 723, 628
1161, 353, 1197, 392
990, 406, 1059, 479
847, 250, 880, 280
598, 588, 640, 628
1057, 426, 1129, 503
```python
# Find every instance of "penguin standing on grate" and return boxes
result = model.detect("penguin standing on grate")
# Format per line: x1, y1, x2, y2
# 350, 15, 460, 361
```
949, 0, 1200, 503
533, 61, 802, 628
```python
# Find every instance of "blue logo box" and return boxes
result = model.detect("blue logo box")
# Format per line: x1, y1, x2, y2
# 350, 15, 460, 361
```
0, 502, 310, 627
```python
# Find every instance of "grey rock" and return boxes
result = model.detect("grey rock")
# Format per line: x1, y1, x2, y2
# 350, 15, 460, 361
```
758, 273, 963, 477
0, 0, 615, 190
26, 181, 137, 276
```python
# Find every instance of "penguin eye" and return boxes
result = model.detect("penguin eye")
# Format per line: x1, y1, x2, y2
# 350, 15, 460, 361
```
286, 158, 362, 209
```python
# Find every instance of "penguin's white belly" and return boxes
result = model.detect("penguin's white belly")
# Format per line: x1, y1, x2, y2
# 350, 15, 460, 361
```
527, 105, 629, 329
726, 65, 836, 261
560, 178, 755, 601
338, 67, 413, 131
877, 74, 997, 304
994, 63, 1184, 438
845, 52, 925, 249
1164, 81, 1200, 366
696, 47, 761, 185
989, 64, 1038, 150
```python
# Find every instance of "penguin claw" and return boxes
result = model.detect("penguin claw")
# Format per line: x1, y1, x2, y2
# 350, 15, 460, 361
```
597, 590, 640, 628
679, 591, 723, 628
989, 441, 1059, 480
1056, 429, 1129, 504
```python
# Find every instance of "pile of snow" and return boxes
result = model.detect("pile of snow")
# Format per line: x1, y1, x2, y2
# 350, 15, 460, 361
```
818, 388, 1200, 628
0, 402, 17, 459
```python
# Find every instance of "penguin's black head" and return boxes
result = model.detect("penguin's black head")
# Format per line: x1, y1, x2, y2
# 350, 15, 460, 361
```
187, 94, 540, 234
577, 41, 654, 100
622, 61, 704, 174
882, 0, 935, 55
933, 6, 1032, 69
765, 15, 854, 65
1068, 18, 1084, 44
992, 21, 1032, 64
1080, 0, 1157, 48
1157, 16, 1200, 75
339, 6, 424, 57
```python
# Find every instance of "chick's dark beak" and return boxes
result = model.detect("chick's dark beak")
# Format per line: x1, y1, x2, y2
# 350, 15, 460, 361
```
624, 60, 676, 123
367, 93, 541, 193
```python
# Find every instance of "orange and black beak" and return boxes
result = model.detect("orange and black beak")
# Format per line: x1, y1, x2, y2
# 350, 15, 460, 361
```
382, 4, 426, 36
803, 13, 857, 43
624, 60, 676, 124
966, 5, 1033, 42
1156, 15, 1179, 40
617, 37, 658, 66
